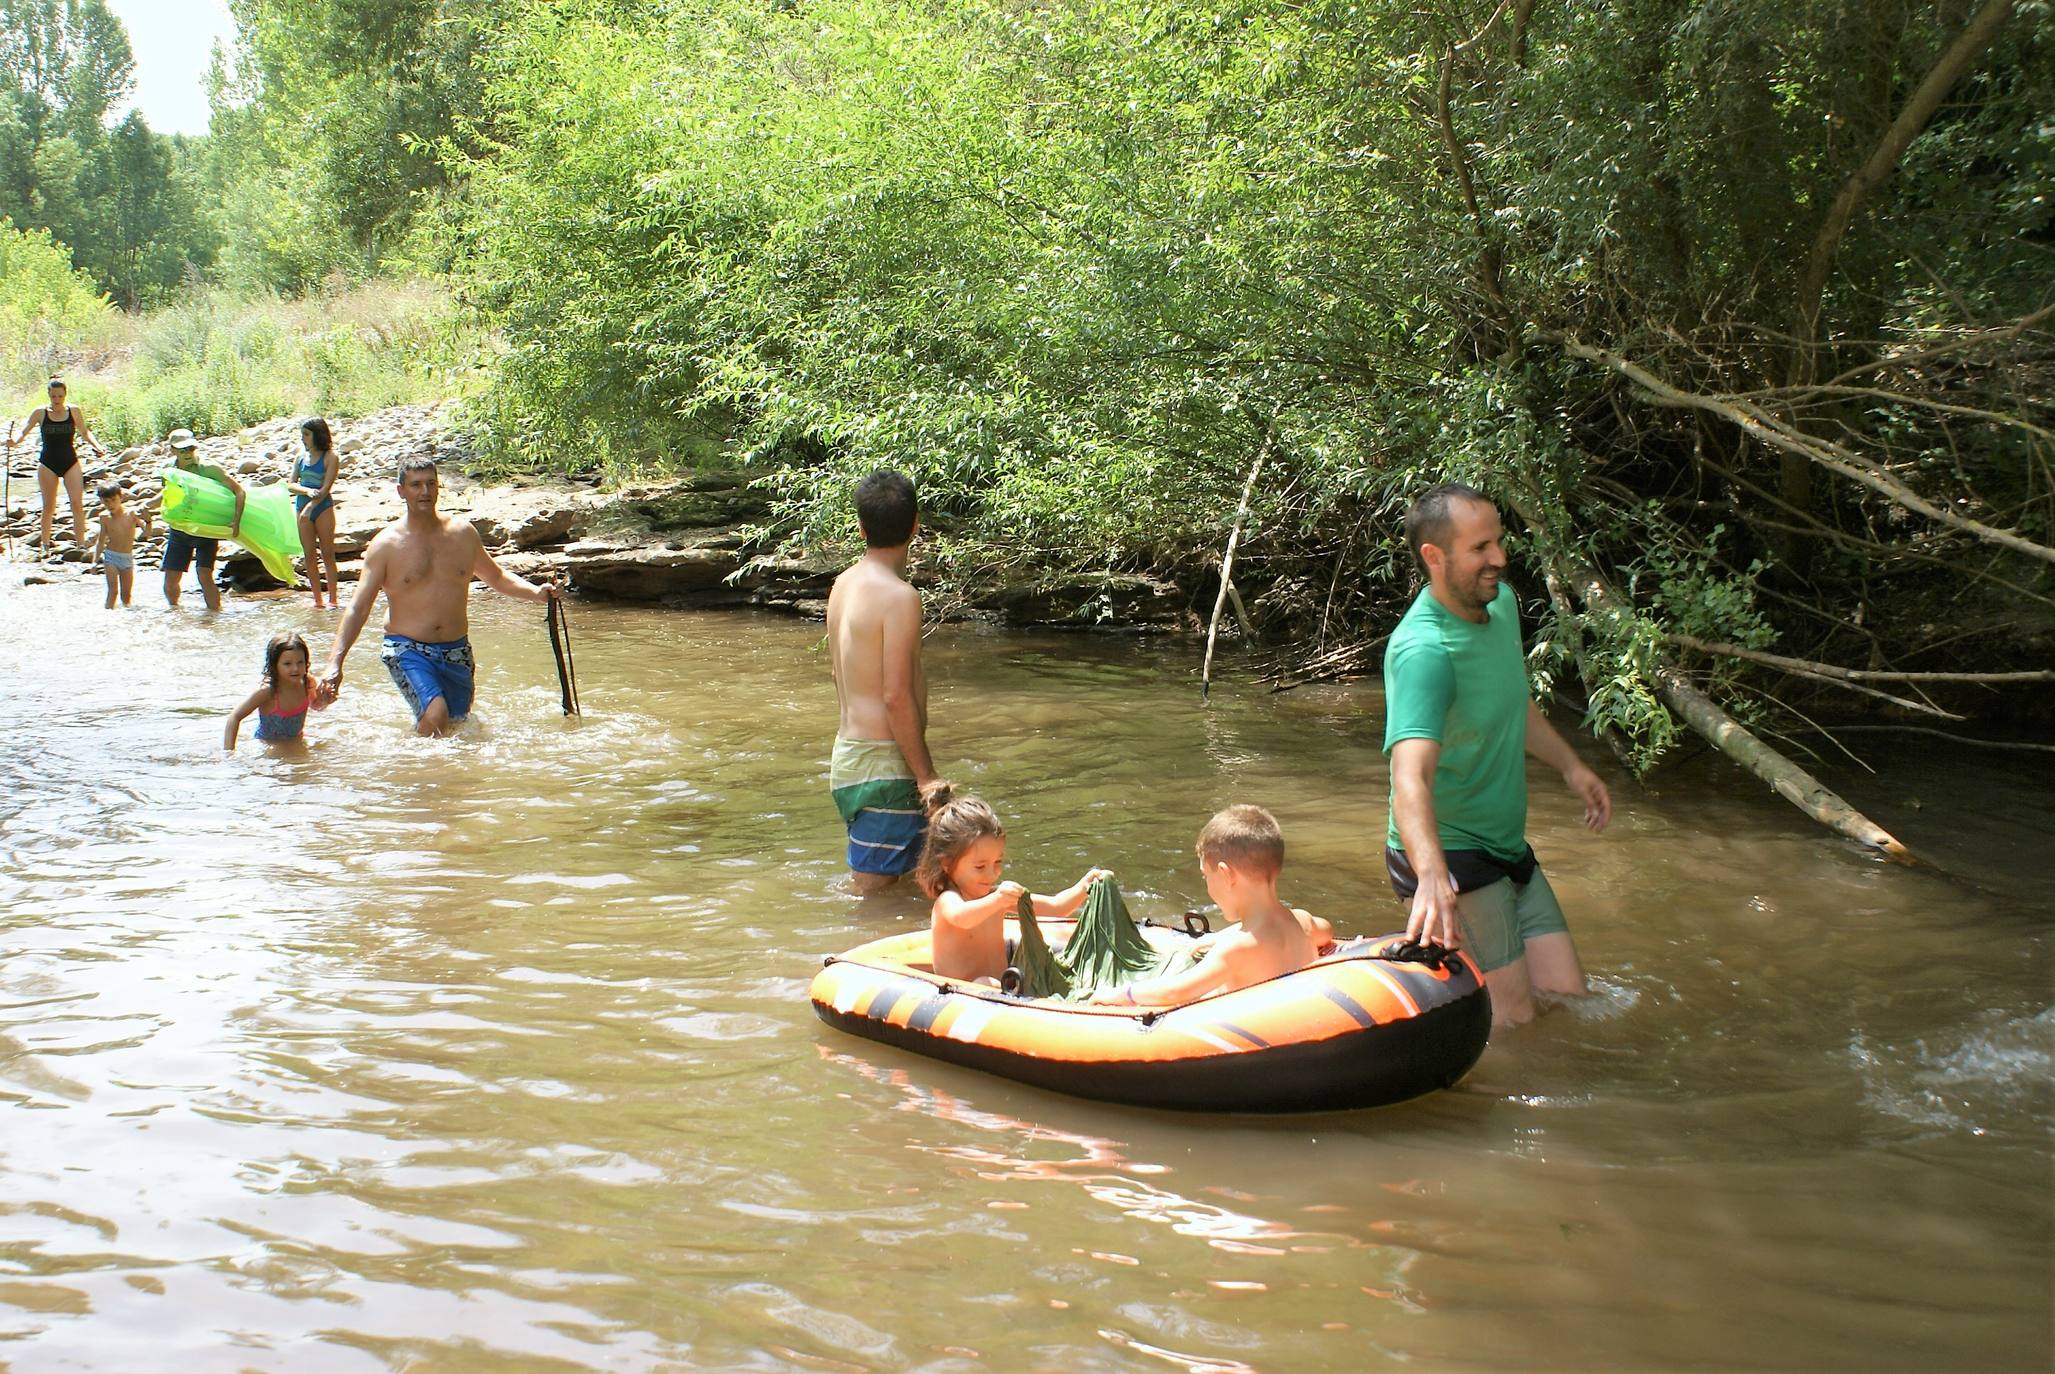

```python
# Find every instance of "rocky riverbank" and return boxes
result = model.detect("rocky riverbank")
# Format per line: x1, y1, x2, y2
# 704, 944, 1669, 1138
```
1, 402, 1185, 628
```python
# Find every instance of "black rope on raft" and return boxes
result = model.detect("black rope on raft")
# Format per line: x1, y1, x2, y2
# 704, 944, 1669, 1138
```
1370, 939, 1461, 973
548, 593, 580, 717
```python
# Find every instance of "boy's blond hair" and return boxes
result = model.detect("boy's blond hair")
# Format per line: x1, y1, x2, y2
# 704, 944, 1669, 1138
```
1196, 805, 1284, 879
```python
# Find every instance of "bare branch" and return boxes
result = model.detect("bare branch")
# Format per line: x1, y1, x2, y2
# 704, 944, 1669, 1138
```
1794, 0, 2015, 342
1818, 302, 2055, 387
1552, 331, 2055, 566
1762, 386, 2055, 441
1791, 724, 2055, 755
1670, 634, 2055, 685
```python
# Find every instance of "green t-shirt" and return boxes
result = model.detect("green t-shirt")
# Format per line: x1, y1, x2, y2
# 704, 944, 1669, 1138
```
1382, 584, 1529, 861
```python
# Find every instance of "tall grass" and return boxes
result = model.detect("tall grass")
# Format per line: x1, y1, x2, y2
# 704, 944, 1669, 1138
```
3, 277, 489, 449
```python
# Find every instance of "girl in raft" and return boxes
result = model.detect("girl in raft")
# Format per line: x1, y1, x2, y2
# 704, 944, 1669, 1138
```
224, 632, 317, 750
289, 417, 342, 610
917, 781, 1111, 984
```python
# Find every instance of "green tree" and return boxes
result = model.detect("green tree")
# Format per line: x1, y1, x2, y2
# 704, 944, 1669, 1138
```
453, 0, 2050, 796
208, 0, 499, 285
0, 0, 212, 303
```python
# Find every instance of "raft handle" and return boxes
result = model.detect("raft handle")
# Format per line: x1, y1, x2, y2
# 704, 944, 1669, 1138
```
1000, 966, 1026, 997
1376, 939, 1459, 973
1181, 910, 1212, 937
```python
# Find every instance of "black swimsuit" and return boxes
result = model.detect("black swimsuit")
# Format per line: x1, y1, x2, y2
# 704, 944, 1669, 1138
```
39, 410, 78, 478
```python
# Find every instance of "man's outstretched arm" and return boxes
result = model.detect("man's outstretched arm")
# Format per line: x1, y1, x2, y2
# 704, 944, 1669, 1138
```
473, 536, 561, 604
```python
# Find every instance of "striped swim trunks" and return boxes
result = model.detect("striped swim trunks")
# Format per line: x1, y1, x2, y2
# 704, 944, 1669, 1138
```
830, 737, 925, 876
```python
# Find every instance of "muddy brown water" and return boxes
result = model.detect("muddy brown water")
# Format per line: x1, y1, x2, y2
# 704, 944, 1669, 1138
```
1, 581, 2047, 1371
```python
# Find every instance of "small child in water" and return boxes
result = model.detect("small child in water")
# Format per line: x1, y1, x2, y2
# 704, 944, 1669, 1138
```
918, 781, 1111, 984
92, 483, 150, 609
1091, 805, 1334, 1009
225, 632, 316, 750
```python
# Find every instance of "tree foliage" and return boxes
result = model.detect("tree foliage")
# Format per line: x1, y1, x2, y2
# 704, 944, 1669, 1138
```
10, 0, 2049, 767
204, 0, 497, 289
454, 0, 2052, 759
0, 0, 215, 305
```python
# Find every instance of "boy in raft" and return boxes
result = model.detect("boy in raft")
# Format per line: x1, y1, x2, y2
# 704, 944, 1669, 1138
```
1090, 806, 1333, 1009
92, 483, 150, 609
826, 469, 938, 891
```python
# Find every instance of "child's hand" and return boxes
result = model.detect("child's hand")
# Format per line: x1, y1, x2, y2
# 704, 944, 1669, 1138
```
1078, 867, 1113, 889
993, 880, 1026, 904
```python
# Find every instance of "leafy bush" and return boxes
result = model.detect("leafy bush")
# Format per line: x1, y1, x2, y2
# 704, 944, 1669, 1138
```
0, 218, 120, 392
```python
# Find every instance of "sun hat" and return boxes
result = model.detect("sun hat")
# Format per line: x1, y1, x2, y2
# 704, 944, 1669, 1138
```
168, 428, 199, 450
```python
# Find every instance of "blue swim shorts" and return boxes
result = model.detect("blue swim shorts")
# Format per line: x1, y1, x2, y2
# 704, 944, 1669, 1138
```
829, 737, 925, 877
380, 634, 475, 722
102, 549, 134, 572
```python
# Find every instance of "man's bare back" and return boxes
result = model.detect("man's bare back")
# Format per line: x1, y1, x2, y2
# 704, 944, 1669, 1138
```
827, 554, 931, 770
826, 470, 934, 890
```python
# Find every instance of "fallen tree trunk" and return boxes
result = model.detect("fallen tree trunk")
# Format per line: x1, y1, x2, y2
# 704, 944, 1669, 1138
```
1647, 662, 1914, 862
1546, 548, 1917, 862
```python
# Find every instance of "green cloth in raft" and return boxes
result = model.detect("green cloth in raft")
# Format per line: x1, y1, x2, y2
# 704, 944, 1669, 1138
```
159, 465, 302, 587
1010, 878, 1193, 1002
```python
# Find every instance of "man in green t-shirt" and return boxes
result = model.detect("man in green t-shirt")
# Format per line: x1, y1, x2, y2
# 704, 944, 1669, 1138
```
1382, 482, 1611, 1026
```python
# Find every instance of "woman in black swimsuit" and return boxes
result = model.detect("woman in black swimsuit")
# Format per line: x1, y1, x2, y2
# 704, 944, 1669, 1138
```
11, 377, 104, 554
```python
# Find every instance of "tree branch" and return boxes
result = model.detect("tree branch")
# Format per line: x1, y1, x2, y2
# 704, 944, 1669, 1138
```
1562, 565, 1915, 861
1669, 634, 2055, 685
1794, 0, 2014, 341
1201, 409, 1279, 702
1436, 0, 1512, 308
1552, 331, 2055, 566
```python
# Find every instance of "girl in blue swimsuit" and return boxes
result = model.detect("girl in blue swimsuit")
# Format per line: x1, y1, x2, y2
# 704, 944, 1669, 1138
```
224, 632, 318, 749
290, 417, 342, 609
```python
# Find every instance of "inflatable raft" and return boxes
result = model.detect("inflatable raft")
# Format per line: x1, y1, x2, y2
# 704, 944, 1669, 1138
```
811, 919, 1491, 1113
160, 466, 302, 586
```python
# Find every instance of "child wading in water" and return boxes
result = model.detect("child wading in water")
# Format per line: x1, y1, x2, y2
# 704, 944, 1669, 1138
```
918, 782, 1111, 984
225, 632, 316, 749
290, 416, 343, 609
92, 484, 150, 608
1091, 806, 1334, 1009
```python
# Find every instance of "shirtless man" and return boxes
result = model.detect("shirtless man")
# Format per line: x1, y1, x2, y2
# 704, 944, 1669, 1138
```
313, 455, 560, 735
826, 469, 936, 892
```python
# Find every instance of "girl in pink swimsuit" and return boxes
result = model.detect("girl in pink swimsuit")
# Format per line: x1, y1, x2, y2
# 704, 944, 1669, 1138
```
225, 632, 317, 749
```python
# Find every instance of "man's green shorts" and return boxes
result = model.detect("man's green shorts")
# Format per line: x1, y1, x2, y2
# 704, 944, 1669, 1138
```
1455, 868, 1570, 974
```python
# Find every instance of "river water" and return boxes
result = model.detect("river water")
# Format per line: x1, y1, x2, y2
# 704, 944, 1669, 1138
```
1, 581, 2047, 1372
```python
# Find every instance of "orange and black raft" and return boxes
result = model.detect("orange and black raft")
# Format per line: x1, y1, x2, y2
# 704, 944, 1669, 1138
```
810, 919, 1491, 1113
